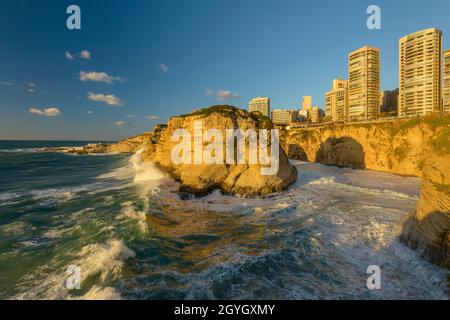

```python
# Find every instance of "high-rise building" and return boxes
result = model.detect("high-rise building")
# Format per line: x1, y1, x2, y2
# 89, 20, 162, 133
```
398, 28, 443, 117
248, 97, 271, 117
325, 79, 349, 122
271, 109, 299, 125
444, 49, 450, 114
302, 96, 312, 111
380, 89, 399, 116
348, 46, 380, 121
309, 107, 323, 123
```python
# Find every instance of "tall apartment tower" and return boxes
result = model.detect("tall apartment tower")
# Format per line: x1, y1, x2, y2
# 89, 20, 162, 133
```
444, 49, 450, 114
348, 46, 380, 121
398, 28, 443, 117
248, 97, 271, 117
302, 96, 312, 111
325, 79, 349, 122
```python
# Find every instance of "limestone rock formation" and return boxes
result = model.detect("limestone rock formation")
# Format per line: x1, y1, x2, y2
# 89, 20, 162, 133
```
284, 116, 450, 177
400, 129, 450, 267
284, 115, 450, 266
148, 105, 298, 197
315, 137, 365, 169
287, 144, 308, 161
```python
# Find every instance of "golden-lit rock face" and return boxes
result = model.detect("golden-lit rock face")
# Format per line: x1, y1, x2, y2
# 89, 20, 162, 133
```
400, 137, 450, 267
284, 115, 450, 266
147, 106, 297, 197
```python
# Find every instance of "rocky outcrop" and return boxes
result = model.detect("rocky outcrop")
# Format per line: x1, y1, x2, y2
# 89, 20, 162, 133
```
315, 137, 365, 169
147, 105, 297, 197
287, 144, 308, 161
284, 116, 450, 177
284, 115, 450, 266
400, 128, 450, 267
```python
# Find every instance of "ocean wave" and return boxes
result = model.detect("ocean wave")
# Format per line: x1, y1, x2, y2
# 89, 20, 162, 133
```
14, 239, 134, 300
79, 286, 122, 300
77, 239, 135, 282
0, 182, 120, 207
0, 148, 39, 153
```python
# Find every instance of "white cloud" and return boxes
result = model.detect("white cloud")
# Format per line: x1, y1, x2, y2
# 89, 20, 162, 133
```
0, 81, 14, 86
66, 50, 91, 61
205, 89, 240, 101
146, 115, 160, 120
65, 51, 75, 60
27, 88, 35, 93
28, 82, 36, 87
87, 92, 123, 106
28, 107, 62, 117
80, 71, 125, 84
158, 64, 169, 72
87, 110, 94, 114
80, 50, 91, 60
115, 121, 126, 127
126, 114, 135, 118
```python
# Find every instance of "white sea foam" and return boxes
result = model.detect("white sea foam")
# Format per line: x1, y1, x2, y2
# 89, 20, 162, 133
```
77, 239, 135, 282
0, 148, 39, 153
14, 239, 134, 300
81, 286, 122, 300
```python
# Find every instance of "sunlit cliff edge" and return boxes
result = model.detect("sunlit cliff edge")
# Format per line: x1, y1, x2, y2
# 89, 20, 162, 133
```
282, 115, 450, 267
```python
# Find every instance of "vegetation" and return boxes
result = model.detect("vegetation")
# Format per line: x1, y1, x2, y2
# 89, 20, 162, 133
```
177, 105, 242, 118
175, 105, 276, 128
394, 143, 409, 161
432, 127, 450, 156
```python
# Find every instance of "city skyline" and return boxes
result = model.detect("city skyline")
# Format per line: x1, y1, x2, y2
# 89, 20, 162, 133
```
1, 0, 450, 140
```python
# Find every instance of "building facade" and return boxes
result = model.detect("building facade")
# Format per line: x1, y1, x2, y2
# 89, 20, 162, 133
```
444, 49, 450, 114
348, 46, 380, 121
398, 28, 443, 117
325, 79, 349, 122
302, 96, 312, 111
380, 89, 399, 116
248, 97, 271, 117
271, 109, 299, 125
309, 106, 323, 123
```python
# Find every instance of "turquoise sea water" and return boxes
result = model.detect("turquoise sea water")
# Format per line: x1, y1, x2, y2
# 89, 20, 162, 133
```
0, 141, 447, 299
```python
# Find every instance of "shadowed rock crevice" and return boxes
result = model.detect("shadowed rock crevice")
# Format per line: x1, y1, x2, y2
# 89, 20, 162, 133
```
287, 144, 308, 161
315, 137, 365, 169
400, 211, 450, 267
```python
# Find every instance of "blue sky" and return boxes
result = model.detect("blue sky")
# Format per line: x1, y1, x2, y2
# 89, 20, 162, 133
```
1, 0, 449, 140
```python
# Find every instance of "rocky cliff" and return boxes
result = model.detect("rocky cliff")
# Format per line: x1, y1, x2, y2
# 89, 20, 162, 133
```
145, 105, 297, 197
399, 126, 450, 267
284, 115, 450, 266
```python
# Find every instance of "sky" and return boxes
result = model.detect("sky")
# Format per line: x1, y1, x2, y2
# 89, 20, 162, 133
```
1, 0, 450, 140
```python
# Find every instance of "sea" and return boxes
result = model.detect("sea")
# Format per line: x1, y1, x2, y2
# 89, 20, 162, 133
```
0, 140, 447, 300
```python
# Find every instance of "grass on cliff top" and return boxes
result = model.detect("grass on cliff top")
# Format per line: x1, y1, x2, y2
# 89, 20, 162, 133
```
433, 126, 450, 155
175, 105, 273, 128
178, 105, 242, 118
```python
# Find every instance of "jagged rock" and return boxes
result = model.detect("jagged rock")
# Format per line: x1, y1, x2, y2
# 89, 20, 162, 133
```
287, 144, 308, 161
148, 105, 298, 197
400, 133, 450, 267
284, 115, 450, 266
315, 137, 365, 169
